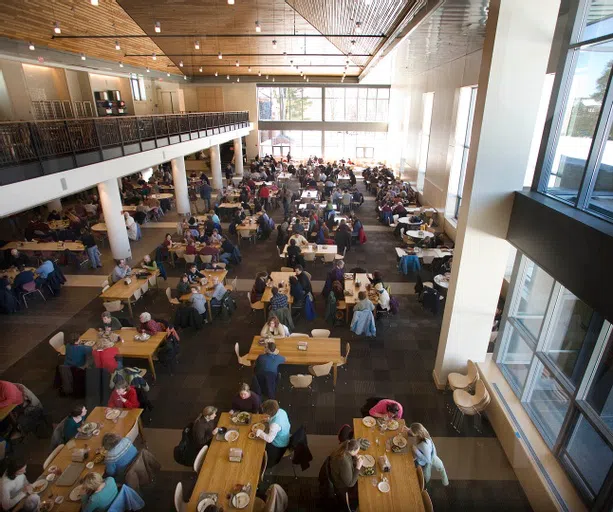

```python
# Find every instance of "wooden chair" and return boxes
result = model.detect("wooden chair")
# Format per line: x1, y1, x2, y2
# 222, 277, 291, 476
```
303, 252, 316, 263
335, 247, 347, 261
199, 254, 213, 265
126, 420, 140, 444
226, 277, 238, 292
184, 254, 197, 264
193, 445, 209, 473
448, 359, 479, 391
421, 490, 433, 512
247, 292, 266, 322
166, 287, 180, 305
322, 252, 336, 263
311, 329, 331, 338
239, 229, 256, 244
234, 342, 251, 367
308, 362, 333, 379
174, 482, 186, 512
49, 332, 66, 355
289, 374, 314, 407
43, 443, 64, 469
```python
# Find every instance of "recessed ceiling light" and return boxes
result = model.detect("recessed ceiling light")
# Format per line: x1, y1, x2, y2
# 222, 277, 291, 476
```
248, 66, 252, 72
215, 71, 218, 76
272, 40, 277, 49
91, 0, 99, 5
115, 40, 120, 50
146, 67, 150, 72
184, 75, 187, 80
167, 72, 170, 76
195, 40, 200, 50
351, 39, 356, 47
152, 53, 157, 60
53, 22, 61, 34
258, 70, 261, 76
255, 21, 261, 33
235, 60, 239, 67
355, 21, 362, 34
119, 62, 124, 67
199, 67, 203, 72
228, 0, 235, 4
218, 52, 222, 60
179, 60, 184, 67
28, 42, 35, 51
227, 74, 230, 79
155, 21, 161, 33
80, 53, 86, 60
237, 77, 240, 82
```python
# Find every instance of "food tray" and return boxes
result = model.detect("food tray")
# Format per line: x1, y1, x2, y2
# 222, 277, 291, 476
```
55, 462, 85, 487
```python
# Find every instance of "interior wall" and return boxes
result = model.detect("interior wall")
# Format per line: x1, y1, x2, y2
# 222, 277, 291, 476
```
0, 70, 13, 120
64, 69, 95, 106
88, 73, 135, 115
0, 59, 32, 120
22, 63, 70, 102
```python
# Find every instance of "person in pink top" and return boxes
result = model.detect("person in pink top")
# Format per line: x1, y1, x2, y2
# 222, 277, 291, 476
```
0, 381, 24, 408
368, 398, 403, 420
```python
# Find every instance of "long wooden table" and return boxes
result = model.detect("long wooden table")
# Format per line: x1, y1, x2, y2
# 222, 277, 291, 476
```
281, 243, 337, 257
353, 418, 425, 512
4, 241, 85, 252
261, 271, 295, 306
26, 408, 143, 512
100, 268, 160, 317
245, 335, 343, 387
187, 413, 266, 512
179, 269, 229, 321
78, 328, 167, 380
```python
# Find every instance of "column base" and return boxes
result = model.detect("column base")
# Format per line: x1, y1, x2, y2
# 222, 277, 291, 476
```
432, 368, 447, 390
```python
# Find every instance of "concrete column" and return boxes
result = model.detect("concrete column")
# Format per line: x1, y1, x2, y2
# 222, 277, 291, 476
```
98, 178, 132, 260
142, 167, 154, 182
117, 178, 123, 191
171, 157, 191, 216
46, 198, 62, 212
233, 138, 244, 177
210, 144, 223, 190
432, 0, 560, 387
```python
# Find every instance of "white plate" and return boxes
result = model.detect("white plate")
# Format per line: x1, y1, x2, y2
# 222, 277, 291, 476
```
392, 435, 407, 448
197, 498, 215, 511
54, 496, 64, 504
378, 481, 391, 493
86, 462, 95, 469
105, 409, 121, 420
362, 416, 376, 427
225, 430, 239, 442
231, 492, 250, 509
31, 479, 48, 494
361, 455, 375, 468
47, 465, 58, 474
387, 420, 399, 431
45, 473, 56, 482
70, 485, 85, 502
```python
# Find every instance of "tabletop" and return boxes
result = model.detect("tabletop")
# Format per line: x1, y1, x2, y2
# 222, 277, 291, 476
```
48, 220, 70, 230
78, 328, 167, 359
168, 242, 222, 253
219, 202, 241, 209
5, 241, 85, 252
343, 273, 378, 306
298, 202, 337, 210
179, 270, 228, 300
406, 230, 434, 239
301, 190, 319, 199
397, 217, 423, 225
187, 413, 267, 512
261, 271, 295, 304
353, 418, 425, 512
30, 408, 142, 511
122, 205, 137, 212
277, 173, 292, 180
1, 266, 37, 282
150, 193, 173, 200
236, 219, 260, 232
100, 268, 160, 300
0, 403, 16, 422
245, 335, 343, 365
91, 223, 107, 233
281, 244, 337, 256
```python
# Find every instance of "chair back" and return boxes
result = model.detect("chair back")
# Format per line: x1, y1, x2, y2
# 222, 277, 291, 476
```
240, 230, 252, 239
132, 289, 142, 302
311, 329, 330, 338
43, 443, 64, 469
230, 277, 238, 290
289, 374, 313, 388
184, 254, 197, 264
166, 287, 173, 302
421, 490, 434, 512
235, 342, 251, 367
103, 300, 123, 313
101, 279, 109, 288
416, 464, 425, 491
102, 285, 110, 293
126, 420, 140, 443
140, 281, 149, 294
303, 252, 316, 262
23, 281, 37, 292
49, 332, 65, 354
281, 267, 295, 272
466, 359, 479, 383
193, 445, 209, 473
200, 254, 213, 264
174, 482, 185, 512
310, 362, 333, 377
343, 342, 351, 365
148, 274, 157, 287
473, 380, 489, 409
304, 271, 312, 280
289, 333, 309, 337
260, 450, 268, 482
322, 252, 335, 263
175, 248, 186, 259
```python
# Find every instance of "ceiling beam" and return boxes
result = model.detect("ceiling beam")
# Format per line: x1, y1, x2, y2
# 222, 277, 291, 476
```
124, 53, 372, 57
52, 33, 385, 39
178, 64, 363, 68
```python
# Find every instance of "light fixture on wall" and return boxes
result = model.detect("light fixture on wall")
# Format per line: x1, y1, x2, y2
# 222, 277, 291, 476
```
272, 77, 275, 82
91, 0, 99, 5
258, 70, 261, 76
80, 53, 86, 60
146, 67, 150, 72
195, 40, 200, 50
355, 21, 362, 33
184, 75, 187, 80
167, 72, 170, 76
248, 66, 252, 72
227, 74, 230, 79
119, 62, 124, 68
272, 40, 277, 49
266, 75, 269, 79
179, 60, 184, 67
154, 21, 161, 33
289, 59, 294, 67
255, 21, 261, 33
53, 22, 61, 34
115, 40, 121, 50
218, 51, 222, 60
237, 77, 240, 82
306, 78, 309, 82
152, 53, 157, 60
28, 42, 35, 51
227, 0, 235, 4
199, 67, 203, 72
235, 60, 240, 67
215, 71, 218, 76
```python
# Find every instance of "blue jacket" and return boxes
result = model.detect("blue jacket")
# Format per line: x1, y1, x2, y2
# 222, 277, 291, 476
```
270, 408, 291, 448
398, 255, 421, 275
107, 484, 145, 512
105, 438, 138, 476
255, 353, 286, 374
65, 344, 92, 367
351, 309, 376, 337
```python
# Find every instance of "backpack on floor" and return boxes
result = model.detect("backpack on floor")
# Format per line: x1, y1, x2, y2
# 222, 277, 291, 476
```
173, 422, 196, 467
389, 296, 400, 315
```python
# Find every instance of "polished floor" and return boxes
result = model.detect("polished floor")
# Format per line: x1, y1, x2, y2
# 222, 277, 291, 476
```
0, 173, 532, 511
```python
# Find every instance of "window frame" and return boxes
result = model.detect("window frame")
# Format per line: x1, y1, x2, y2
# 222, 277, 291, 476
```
454, 86, 478, 219
130, 77, 142, 102
417, 92, 435, 192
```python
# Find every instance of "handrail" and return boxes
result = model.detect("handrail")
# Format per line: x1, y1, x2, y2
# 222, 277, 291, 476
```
0, 111, 250, 185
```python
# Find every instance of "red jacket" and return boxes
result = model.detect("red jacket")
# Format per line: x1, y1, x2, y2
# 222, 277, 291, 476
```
93, 347, 119, 373
108, 386, 140, 409
0, 381, 24, 408
259, 186, 270, 198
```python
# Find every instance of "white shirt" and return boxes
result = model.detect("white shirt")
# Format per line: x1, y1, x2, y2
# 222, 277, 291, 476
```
378, 289, 391, 310
1, 473, 28, 510
256, 422, 281, 443
289, 234, 308, 246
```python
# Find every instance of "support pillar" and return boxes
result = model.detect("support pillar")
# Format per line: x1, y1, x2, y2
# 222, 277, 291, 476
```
210, 144, 223, 190
98, 179, 132, 261
171, 157, 191, 215
233, 138, 244, 177
46, 198, 62, 213
432, 0, 560, 387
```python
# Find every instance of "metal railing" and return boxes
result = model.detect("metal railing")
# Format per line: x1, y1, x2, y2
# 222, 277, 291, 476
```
0, 111, 250, 185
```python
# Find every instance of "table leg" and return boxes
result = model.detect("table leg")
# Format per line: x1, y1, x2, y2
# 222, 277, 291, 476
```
138, 417, 147, 446
333, 363, 338, 388
207, 298, 213, 322
148, 356, 156, 381
127, 299, 133, 318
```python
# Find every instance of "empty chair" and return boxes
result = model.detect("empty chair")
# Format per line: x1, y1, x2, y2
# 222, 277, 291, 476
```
448, 360, 479, 391
289, 374, 314, 407
101, 279, 109, 289
43, 443, 64, 470
130, 288, 142, 305
215, 262, 227, 269
126, 420, 140, 444
322, 252, 336, 264
240, 230, 256, 244
289, 333, 309, 337
303, 252, 316, 263
335, 247, 347, 261
311, 329, 331, 338
452, 380, 491, 432
103, 300, 124, 313
174, 481, 186, 512
308, 362, 333, 378
226, 277, 238, 292
175, 248, 186, 260
193, 445, 209, 473
247, 292, 265, 321
280, 267, 295, 272
49, 332, 66, 355
166, 287, 180, 305
421, 490, 433, 512
140, 280, 149, 295
21, 281, 46, 308
235, 342, 251, 367
184, 254, 197, 264
199, 254, 213, 265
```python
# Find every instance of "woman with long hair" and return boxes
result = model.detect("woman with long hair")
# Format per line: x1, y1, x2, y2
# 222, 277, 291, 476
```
260, 315, 288, 337
407, 422, 449, 486
328, 439, 362, 508
0, 457, 40, 511
191, 406, 220, 451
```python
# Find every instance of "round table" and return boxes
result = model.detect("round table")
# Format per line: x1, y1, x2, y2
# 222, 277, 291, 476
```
150, 193, 173, 200
434, 273, 450, 289
406, 230, 434, 240
398, 217, 424, 226
91, 223, 107, 232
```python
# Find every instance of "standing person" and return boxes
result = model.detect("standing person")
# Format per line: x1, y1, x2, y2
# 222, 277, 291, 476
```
374, 283, 390, 319
259, 184, 271, 211
281, 186, 292, 218
81, 228, 102, 269
328, 439, 362, 508
295, 265, 312, 295
253, 400, 291, 467
124, 212, 138, 241
200, 181, 212, 212
407, 423, 449, 486
0, 457, 40, 511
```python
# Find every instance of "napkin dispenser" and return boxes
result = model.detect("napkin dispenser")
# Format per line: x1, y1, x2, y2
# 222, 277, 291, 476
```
297, 341, 308, 351
71, 449, 87, 462
378, 455, 391, 473
124, 277, 132, 285
229, 447, 243, 463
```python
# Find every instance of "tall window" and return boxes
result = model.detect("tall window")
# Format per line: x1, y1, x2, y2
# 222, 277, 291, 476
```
323, 87, 389, 122
258, 87, 322, 121
130, 77, 146, 101
537, 3, 613, 223
259, 130, 322, 159
446, 86, 477, 219
417, 92, 434, 192
496, 252, 612, 506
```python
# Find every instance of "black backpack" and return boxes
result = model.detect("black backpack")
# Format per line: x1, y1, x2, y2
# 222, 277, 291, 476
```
174, 422, 196, 467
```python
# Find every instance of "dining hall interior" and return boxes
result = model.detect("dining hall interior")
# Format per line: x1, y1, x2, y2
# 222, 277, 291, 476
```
0, 0, 612, 511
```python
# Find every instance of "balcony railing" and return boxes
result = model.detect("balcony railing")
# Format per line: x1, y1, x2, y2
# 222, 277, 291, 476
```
0, 111, 250, 186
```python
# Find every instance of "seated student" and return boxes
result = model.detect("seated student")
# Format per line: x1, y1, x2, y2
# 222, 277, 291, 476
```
199, 242, 220, 262
64, 337, 92, 367
328, 439, 362, 509
102, 433, 138, 477
353, 291, 374, 313
374, 283, 391, 318
12, 266, 35, 293
260, 315, 288, 337
100, 311, 122, 331
185, 239, 198, 255
294, 265, 312, 295
187, 264, 205, 285
35, 259, 54, 280
108, 379, 140, 409
253, 399, 291, 467
63, 404, 87, 442
209, 229, 222, 244
220, 237, 240, 266
191, 406, 220, 450
139, 312, 165, 335
289, 275, 305, 306
255, 342, 286, 376
230, 383, 261, 414
368, 398, 403, 420
286, 239, 302, 267
111, 259, 132, 283
177, 274, 192, 297
190, 287, 208, 318
0, 457, 40, 512
80, 472, 118, 512
209, 278, 227, 307
0, 380, 24, 409
142, 253, 166, 280
289, 232, 308, 247
250, 272, 269, 302
0, 278, 20, 314
269, 287, 289, 311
